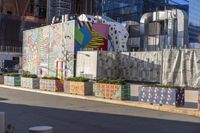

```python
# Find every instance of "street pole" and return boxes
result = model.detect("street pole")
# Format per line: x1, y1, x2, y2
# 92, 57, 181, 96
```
0, 112, 5, 133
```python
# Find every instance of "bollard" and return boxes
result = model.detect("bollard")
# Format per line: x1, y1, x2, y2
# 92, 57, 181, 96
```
0, 112, 5, 133
198, 90, 200, 111
29, 126, 53, 133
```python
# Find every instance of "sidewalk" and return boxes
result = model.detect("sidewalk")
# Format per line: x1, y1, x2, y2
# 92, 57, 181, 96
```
0, 84, 200, 117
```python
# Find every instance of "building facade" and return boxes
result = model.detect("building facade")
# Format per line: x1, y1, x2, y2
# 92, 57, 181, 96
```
101, 0, 200, 49
101, 0, 143, 22
0, 0, 47, 24
47, 0, 101, 24
0, 0, 47, 70
188, 0, 200, 48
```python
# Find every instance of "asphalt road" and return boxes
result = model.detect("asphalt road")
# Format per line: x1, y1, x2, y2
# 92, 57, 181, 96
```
0, 87, 199, 133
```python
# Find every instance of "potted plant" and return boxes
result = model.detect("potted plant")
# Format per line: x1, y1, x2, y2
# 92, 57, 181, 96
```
93, 79, 130, 100
4, 73, 20, 86
138, 85, 185, 107
40, 77, 64, 92
65, 77, 93, 96
21, 71, 39, 89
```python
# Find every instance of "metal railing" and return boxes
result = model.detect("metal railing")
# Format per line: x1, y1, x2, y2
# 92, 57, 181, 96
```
0, 45, 22, 53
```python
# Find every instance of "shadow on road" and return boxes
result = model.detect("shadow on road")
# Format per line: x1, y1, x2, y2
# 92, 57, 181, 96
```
0, 102, 199, 133
0, 97, 8, 101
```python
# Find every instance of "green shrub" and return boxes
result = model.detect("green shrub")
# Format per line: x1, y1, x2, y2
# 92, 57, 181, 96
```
67, 77, 90, 82
22, 71, 37, 78
5, 73, 20, 77
97, 79, 125, 85
186, 87, 200, 90
42, 77, 59, 80
143, 84, 200, 90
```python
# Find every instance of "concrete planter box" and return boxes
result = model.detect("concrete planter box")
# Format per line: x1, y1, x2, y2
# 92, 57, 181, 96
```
40, 79, 64, 92
93, 83, 130, 100
4, 76, 20, 86
21, 77, 40, 89
138, 86, 185, 107
66, 81, 93, 96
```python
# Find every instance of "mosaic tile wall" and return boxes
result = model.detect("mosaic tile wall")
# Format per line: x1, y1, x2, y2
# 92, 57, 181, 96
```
96, 51, 161, 82
76, 51, 161, 83
23, 21, 75, 78
120, 52, 161, 82
93, 83, 130, 100
23, 20, 109, 78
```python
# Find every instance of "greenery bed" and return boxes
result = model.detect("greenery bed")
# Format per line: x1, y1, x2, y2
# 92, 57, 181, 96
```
67, 77, 90, 82
143, 84, 200, 90
22, 71, 37, 78
5, 73, 20, 77
97, 79, 125, 85
42, 77, 60, 80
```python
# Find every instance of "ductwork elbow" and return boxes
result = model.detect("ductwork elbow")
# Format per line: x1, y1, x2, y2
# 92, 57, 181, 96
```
140, 12, 153, 24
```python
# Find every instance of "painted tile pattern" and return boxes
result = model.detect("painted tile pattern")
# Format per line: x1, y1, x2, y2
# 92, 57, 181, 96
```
138, 87, 185, 107
95, 51, 161, 82
68, 81, 93, 96
4, 76, 21, 86
23, 20, 109, 78
94, 83, 130, 100
21, 77, 40, 89
40, 79, 64, 92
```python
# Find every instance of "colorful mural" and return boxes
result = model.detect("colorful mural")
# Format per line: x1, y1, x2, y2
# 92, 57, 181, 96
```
74, 21, 109, 51
78, 14, 129, 52
23, 20, 109, 78
94, 83, 130, 100
138, 87, 185, 107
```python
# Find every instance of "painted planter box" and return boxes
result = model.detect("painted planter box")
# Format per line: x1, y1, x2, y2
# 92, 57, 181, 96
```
198, 91, 200, 111
93, 83, 130, 100
4, 76, 20, 86
64, 80, 70, 94
40, 79, 64, 92
67, 81, 93, 96
138, 87, 185, 107
0, 75, 4, 84
21, 77, 40, 89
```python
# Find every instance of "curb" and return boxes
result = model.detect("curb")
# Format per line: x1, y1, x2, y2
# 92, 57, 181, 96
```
0, 85, 200, 117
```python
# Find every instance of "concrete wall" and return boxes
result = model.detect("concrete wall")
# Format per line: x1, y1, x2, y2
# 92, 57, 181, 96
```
76, 51, 98, 79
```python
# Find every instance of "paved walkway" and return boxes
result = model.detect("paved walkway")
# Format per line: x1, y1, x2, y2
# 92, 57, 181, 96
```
0, 87, 200, 133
